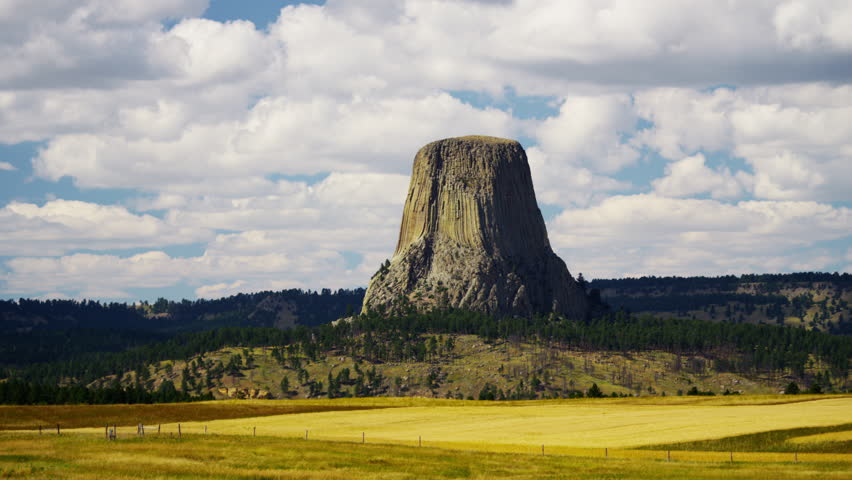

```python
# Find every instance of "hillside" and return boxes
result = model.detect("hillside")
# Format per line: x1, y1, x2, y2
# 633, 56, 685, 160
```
89, 334, 849, 402
5, 308, 849, 405
0, 288, 364, 367
1, 288, 364, 335
2, 274, 852, 405
590, 272, 852, 335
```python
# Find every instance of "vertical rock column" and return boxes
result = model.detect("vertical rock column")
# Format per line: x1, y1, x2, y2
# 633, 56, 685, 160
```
363, 135, 590, 319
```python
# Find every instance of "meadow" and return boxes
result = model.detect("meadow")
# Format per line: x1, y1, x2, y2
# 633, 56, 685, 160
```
4, 433, 851, 480
2, 395, 850, 479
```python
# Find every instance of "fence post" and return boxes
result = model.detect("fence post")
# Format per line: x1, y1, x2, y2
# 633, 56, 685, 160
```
305, 429, 308, 440
105, 425, 108, 440
362, 432, 365, 444
253, 427, 256, 437
605, 448, 608, 458
730, 451, 733, 463
667, 450, 671, 462
204, 425, 207, 435
178, 424, 182, 439
419, 436, 422, 447
38, 425, 42, 435
56, 424, 60, 435
158, 424, 161, 434
541, 444, 544, 456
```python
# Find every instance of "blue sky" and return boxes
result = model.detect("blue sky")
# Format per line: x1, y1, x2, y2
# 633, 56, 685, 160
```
1, 0, 850, 302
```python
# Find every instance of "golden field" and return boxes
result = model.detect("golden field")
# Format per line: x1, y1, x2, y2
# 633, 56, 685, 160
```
3, 395, 851, 479
2, 433, 849, 480
63, 395, 852, 449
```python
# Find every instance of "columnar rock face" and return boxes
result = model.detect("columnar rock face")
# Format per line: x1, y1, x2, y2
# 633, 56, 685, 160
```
362, 135, 591, 319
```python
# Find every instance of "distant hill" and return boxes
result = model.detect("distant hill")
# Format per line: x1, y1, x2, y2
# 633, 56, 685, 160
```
2, 273, 851, 404
0, 288, 365, 335
589, 272, 852, 335
2, 273, 850, 340
0, 289, 364, 367
6, 309, 851, 403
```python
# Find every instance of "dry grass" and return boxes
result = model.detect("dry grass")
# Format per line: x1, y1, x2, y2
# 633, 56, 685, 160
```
3, 397, 852, 478
789, 430, 852, 444
0, 400, 386, 430
1, 433, 850, 479
52, 395, 852, 453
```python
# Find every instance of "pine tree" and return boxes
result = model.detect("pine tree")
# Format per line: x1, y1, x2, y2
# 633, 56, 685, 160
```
587, 383, 604, 398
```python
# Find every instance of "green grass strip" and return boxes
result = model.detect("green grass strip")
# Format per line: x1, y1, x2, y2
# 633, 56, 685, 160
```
641, 423, 852, 453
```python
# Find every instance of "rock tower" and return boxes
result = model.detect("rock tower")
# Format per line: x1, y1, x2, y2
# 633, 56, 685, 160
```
362, 135, 591, 319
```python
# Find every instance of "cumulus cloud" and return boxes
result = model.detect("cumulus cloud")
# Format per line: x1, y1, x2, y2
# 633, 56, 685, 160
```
652, 153, 752, 199
135, 171, 408, 234
0, 161, 15, 171
0, 0, 209, 89
1, 1, 851, 299
773, 0, 852, 51
526, 146, 631, 208
534, 94, 640, 173
0, 199, 210, 256
2, 248, 371, 299
32, 93, 520, 190
635, 84, 852, 202
549, 194, 851, 278
279, 0, 852, 93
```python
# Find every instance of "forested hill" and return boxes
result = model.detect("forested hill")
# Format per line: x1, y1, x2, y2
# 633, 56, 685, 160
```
2, 274, 852, 402
4, 272, 851, 336
0, 288, 364, 367
0, 288, 364, 334
589, 272, 852, 335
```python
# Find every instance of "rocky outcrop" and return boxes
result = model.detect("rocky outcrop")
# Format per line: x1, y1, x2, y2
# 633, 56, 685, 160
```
362, 135, 592, 319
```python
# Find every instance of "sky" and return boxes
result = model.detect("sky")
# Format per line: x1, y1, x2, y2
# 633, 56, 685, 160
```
0, 0, 851, 302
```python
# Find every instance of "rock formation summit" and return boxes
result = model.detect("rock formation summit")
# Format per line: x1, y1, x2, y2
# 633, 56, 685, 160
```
362, 135, 592, 319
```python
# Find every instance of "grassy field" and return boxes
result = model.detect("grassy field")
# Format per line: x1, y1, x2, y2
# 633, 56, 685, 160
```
3, 395, 840, 430
0, 401, 387, 430
48, 396, 852, 455
3, 396, 851, 478
789, 430, 852, 445
644, 423, 852, 453
80, 396, 849, 449
1, 433, 850, 479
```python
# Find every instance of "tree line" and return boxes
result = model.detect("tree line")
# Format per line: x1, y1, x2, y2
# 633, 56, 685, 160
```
0, 287, 365, 334
0, 378, 213, 405
7, 308, 850, 390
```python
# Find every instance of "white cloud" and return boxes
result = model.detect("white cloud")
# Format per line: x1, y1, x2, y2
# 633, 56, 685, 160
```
0, 0, 209, 89
150, 18, 278, 86
194, 280, 247, 299
1, 1, 851, 299
774, 0, 852, 50
152, 172, 407, 233
652, 153, 752, 199
0, 161, 15, 171
549, 194, 851, 278
31, 93, 519, 191
526, 146, 631, 208
1, 248, 370, 299
635, 84, 852, 202
535, 94, 639, 174
0, 199, 210, 256
634, 88, 736, 159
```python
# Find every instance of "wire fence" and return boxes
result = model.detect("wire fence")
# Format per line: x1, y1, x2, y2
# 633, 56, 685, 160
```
13, 423, 851, 465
